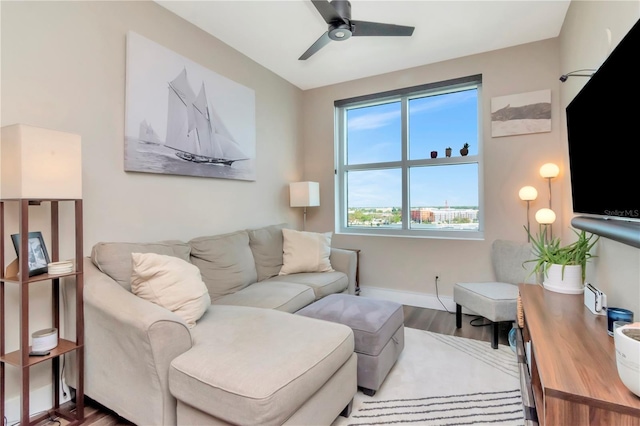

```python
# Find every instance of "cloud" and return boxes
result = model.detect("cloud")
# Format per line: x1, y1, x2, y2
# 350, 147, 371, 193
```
348, 169, 401, 207
347, 90, 475, 131
346, 165, 478, 208
349, 140, 398, 164
348, 109, 400, 131
409, 89, 476, 114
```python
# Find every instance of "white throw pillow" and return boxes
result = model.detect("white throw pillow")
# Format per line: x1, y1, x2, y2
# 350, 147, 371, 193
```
279, 228, 334, 275
131, 252, 210, 328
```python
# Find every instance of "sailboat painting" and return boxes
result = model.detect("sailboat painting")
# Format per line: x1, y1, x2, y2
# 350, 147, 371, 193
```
124, 31, 256, 181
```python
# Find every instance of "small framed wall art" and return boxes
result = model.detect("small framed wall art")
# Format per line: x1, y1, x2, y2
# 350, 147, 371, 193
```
11, 231, 50, 276
491, 89, 551, 137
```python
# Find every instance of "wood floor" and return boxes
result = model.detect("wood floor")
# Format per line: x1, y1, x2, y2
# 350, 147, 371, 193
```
50, 305, 510, 426
402, 304, 510, 346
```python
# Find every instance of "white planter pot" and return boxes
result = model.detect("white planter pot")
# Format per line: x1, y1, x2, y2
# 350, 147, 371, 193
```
614, 324, 640, 398
543, 264, 584, 294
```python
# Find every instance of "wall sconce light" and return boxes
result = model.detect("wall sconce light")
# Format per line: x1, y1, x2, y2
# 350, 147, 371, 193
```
519, 186, 538, 242
559, 69, 596, 82
289, 181, 320, 230
535, 208, 556, 244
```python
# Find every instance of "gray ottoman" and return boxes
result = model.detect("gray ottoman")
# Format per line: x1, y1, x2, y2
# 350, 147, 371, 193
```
296, 294, 404, 396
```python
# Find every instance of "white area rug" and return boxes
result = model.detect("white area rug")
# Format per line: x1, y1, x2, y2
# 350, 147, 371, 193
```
332, 328, 524, 426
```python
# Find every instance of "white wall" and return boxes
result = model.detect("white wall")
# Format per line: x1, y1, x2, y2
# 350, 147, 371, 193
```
1, 0, 303, 410
558, 1, 640, 314
302, 38, 563, 299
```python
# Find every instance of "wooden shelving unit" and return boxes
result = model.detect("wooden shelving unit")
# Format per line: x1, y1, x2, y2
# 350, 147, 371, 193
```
0, 199, 84, 426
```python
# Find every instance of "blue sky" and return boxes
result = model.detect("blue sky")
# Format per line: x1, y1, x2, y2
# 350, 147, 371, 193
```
346, 89, 479, 208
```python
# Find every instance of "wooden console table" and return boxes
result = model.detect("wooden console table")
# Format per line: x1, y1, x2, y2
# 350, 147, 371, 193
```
518, 284, 640, 425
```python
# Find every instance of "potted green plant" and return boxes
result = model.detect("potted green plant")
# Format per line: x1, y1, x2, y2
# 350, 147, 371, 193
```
524, 226, 599, 294
445, 147, 452, 157
460, 143, 469, 156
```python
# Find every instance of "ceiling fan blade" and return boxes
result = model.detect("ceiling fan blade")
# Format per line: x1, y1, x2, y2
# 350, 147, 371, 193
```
299, 31, 332, 60
350, 20, 415, 37
311, 0, 347, 25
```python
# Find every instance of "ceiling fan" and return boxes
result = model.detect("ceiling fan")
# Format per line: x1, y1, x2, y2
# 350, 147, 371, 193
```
299, 0, 415, 60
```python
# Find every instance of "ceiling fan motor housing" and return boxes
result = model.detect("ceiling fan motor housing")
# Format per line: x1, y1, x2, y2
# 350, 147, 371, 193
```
328, 0, 352, 40
330, 0, 352, 20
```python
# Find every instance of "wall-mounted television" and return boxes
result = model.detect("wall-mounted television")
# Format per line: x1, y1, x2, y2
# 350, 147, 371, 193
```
566, 18, 640, 223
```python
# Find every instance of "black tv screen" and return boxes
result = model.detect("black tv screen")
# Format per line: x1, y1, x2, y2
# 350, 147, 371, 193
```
566, 18, 640, 221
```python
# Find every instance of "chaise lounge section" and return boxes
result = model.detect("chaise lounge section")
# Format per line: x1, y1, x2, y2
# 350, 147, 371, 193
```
170, 306, 357, 425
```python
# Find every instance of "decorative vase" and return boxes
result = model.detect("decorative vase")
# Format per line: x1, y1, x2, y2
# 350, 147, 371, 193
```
460, 148, 469, 156
430, 151, 437, 158
445, 148, 452, 157
543, 264, 583, 294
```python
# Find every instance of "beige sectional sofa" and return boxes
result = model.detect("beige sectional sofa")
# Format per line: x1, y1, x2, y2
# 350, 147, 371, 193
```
65, 224, 359, 426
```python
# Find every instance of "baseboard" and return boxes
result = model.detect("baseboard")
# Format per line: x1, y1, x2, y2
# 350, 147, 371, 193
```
4, 380, 71, 423
360, 286, 456, 311
359, 286, 476, 315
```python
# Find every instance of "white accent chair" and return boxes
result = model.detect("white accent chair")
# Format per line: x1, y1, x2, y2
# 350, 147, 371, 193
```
454, 240, 537, 349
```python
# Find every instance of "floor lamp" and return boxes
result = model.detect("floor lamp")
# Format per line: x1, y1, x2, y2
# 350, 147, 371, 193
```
519, 186, 538, 242
289, 181, 319, 231
1, 124, 83, 200
535, 208, 556, 244
539, 163, 559, 239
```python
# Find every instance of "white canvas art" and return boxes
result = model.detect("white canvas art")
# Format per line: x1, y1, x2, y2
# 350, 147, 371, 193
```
491, 89, 551, 137
124, 31, 256, 181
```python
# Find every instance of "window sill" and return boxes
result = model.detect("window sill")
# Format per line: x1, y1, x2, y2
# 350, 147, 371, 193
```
336, 228, 484, 240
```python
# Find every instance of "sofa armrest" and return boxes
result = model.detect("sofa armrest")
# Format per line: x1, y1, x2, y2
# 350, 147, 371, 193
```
64, 258, 193, 426
330, 248, 358, 294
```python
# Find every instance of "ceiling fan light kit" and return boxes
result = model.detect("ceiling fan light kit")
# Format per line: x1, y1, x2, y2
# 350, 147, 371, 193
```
329, 24, 352, 41
299, 0, 415, 60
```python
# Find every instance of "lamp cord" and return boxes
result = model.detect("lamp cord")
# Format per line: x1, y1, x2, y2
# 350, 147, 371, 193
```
470, 316, 493, 327
434, 276, 451, 314
566, 68, 597, 75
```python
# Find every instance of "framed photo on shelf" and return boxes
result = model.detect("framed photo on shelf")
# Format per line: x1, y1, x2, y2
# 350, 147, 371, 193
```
11, 232, 50, 277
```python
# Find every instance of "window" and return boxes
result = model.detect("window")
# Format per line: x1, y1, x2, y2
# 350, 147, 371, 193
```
335, 75, 483, 239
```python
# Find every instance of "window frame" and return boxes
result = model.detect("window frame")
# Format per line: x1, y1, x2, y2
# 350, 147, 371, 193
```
334, 75, 484, 240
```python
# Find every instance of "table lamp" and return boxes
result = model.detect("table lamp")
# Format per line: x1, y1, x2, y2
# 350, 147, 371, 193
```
289, 181, 319, 230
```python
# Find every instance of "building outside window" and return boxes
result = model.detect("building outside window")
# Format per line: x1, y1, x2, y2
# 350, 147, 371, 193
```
335, 75, 483, 239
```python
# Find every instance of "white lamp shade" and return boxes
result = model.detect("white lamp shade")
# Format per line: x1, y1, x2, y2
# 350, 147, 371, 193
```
535, 208, 557, 224
289, 181, 320, 207
1, 124, 82, 199
519, 186, 538, 201
539, 163, 560, 179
